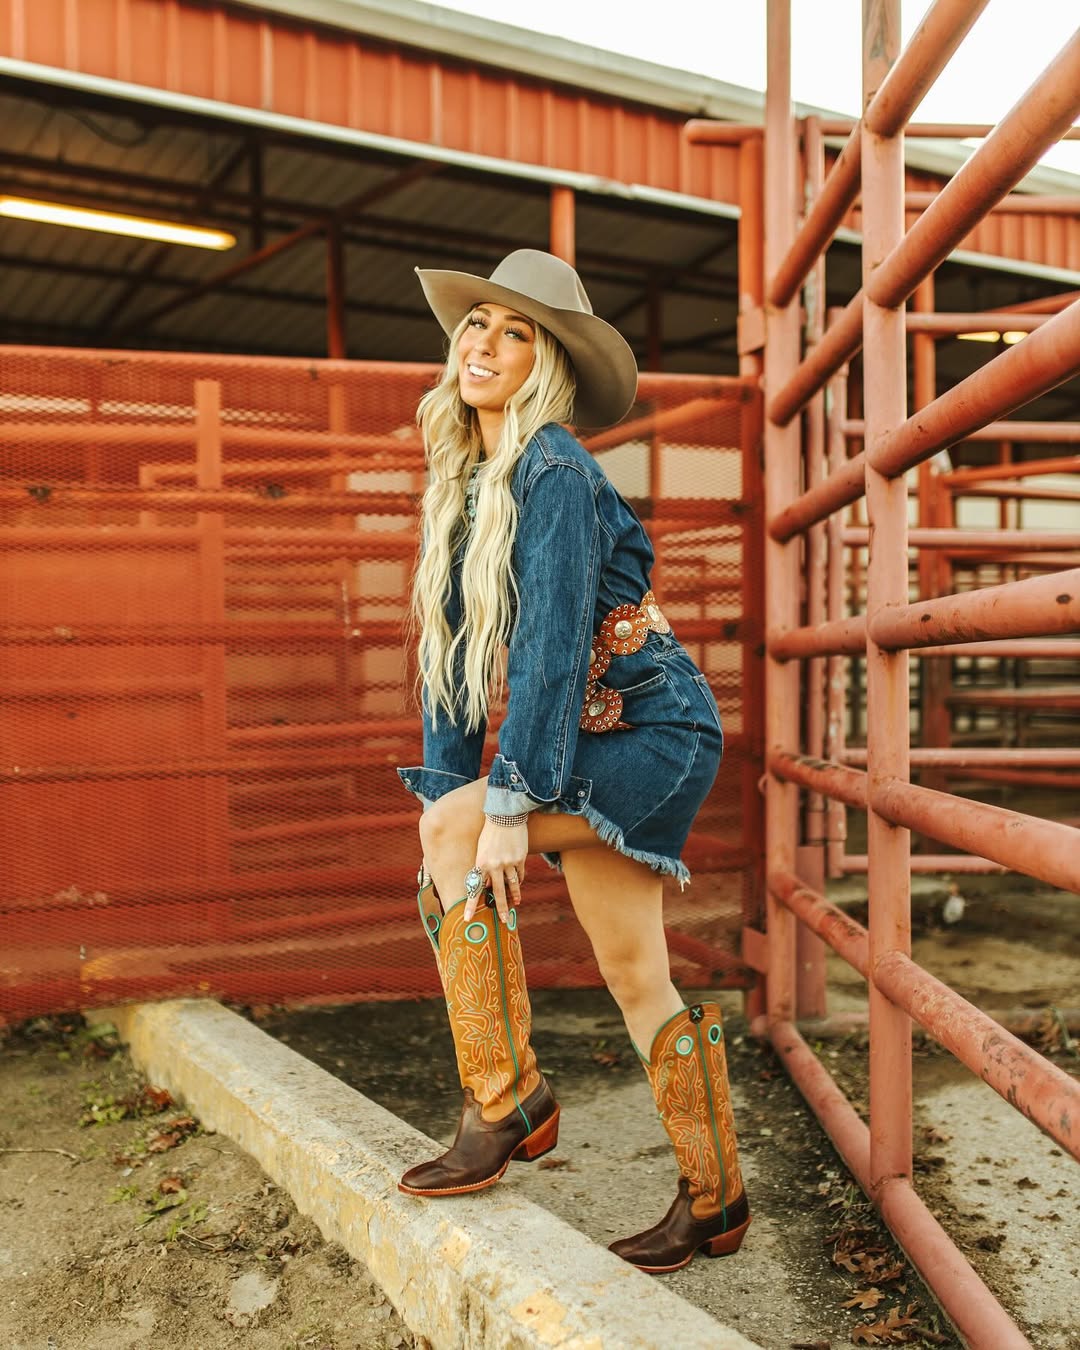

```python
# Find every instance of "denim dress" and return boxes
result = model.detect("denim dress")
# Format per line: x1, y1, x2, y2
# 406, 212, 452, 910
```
397, 422, 723, 885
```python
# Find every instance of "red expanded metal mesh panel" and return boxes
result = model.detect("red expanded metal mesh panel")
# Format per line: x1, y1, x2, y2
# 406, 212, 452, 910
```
0, 349, 763, 1019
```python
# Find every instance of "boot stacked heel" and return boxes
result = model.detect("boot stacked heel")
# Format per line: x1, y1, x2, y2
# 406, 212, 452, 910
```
700, 1214, 751, 1258
511, 1104, 560, 1161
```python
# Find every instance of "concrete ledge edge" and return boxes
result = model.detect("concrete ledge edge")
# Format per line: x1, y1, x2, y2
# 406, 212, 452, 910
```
102, 998, 760, 1350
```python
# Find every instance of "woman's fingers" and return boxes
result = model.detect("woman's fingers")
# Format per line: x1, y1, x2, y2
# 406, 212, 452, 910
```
463, 861, 524, 923
489, 871, 511, 925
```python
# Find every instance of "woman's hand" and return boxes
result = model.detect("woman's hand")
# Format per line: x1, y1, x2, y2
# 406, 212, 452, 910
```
464, 820, 528, 923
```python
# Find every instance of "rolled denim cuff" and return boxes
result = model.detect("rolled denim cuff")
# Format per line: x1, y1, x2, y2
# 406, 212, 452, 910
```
397, 766, 472, 807
483, 784, 542, 818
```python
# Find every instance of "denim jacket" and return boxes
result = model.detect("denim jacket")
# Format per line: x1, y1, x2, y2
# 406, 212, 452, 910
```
397, 421, 656, 818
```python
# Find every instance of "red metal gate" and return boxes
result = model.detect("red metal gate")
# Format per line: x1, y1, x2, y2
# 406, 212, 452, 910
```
0, 347, 762, 1019
686, 4, 1080, 1346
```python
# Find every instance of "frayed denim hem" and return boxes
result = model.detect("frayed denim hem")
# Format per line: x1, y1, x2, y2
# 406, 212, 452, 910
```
539, 799, 691, 890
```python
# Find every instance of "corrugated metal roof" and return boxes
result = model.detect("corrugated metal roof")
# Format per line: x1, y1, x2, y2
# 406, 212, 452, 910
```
0, 78, 752, 364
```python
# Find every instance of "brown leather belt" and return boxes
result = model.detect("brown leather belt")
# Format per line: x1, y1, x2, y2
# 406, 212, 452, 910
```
579, 589, 671, 734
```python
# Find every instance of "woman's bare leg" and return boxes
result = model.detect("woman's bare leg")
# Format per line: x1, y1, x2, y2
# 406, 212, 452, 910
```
555, 848, 683, 1057
418, 777, 682, 1054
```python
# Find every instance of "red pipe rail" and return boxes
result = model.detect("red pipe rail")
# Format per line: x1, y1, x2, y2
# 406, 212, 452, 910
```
842, 527, 1080, 548
775, 568, 1080, 658
868, 569, 1080, 647
845, 417, 1080, 443
841, 854, 1008, 875
942, 452, 1080, 480
870, 302, 1080, 477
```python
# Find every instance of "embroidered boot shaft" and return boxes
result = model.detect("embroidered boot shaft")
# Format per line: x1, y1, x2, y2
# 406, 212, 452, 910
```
610, 1002, 749, 1273
647, 1002, 744, 1216
400, 871, 558, 1197
437, 892, 542, 1121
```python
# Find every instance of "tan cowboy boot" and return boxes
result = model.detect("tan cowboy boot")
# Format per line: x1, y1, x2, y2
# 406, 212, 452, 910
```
399, 868, 560, 1197
610, 1002, 750, 1273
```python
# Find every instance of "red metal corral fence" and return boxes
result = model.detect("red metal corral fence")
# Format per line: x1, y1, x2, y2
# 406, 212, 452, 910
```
0, 348, 763, 1021
685, 4, 1080, 1348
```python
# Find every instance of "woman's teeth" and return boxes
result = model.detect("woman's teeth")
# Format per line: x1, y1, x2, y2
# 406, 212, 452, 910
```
467, 364, 495, 379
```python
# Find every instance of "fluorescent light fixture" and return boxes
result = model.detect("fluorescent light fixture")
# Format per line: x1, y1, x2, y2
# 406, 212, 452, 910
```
0, 196, 236, 250
956, 329, 1029, 345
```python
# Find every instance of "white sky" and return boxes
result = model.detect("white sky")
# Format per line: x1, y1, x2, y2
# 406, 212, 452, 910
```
427, 1, 1080, 178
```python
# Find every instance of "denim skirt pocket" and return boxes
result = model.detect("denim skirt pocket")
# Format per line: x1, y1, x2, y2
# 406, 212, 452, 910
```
612, 668, 682, 729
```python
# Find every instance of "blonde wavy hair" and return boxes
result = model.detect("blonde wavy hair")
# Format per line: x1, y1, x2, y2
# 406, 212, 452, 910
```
411, 310, 576, 730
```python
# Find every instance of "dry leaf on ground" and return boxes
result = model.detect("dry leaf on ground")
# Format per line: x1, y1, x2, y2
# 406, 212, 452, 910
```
842, 1288, 885, 1310
850, 1304, 922, 1345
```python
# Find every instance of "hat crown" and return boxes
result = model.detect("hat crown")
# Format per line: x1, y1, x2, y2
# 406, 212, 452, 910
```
486, 249, 594, 317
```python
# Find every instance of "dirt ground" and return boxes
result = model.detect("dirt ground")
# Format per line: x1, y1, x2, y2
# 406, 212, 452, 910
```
0, 1016, 417, 1350
2, 876, 1077, 1350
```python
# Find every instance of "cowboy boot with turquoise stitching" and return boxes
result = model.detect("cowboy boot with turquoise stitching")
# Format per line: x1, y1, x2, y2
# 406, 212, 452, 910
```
399, 867, 560, 1197
610, 1002, 750, 1273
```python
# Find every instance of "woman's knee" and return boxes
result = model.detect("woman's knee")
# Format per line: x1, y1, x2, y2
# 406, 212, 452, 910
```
418, 791, 476, 858
417, 803, 447, 858
594, 943, 668, 1011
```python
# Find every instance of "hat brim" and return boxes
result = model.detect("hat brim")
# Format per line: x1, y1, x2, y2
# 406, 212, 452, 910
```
415, 266, 638, 430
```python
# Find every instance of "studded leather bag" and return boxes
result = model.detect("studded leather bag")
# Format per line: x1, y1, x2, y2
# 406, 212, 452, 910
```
579, 589, 671, 734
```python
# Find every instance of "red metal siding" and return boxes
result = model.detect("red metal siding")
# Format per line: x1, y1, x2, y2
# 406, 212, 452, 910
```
0, 0, 741, 203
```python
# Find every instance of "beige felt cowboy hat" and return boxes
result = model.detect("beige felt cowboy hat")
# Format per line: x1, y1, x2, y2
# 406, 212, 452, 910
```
415, 249, 639, 430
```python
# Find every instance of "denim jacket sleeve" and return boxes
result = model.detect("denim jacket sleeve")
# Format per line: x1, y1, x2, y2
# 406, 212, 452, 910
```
396, 548, 488, 810
484, 462, 601, 816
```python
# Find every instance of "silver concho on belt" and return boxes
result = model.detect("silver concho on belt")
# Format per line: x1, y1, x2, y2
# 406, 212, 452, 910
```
579, 589, 671, 735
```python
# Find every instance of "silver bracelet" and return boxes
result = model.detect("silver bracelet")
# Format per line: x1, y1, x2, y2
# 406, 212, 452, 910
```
485, 810, 530, 828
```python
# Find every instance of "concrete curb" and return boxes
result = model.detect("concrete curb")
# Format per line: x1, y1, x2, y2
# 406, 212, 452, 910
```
106, 999, 760, 1350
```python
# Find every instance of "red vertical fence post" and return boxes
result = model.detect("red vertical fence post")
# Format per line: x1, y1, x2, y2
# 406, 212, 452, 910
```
797, 113, 828, 1018
861, 0, 913, 1200
550, 186, 576, 265
763, 0, 799, 1027
913, 274, 951, 795
737, 133, 768, 1020
195, 378, 230, 883
824, 361, 850, 879
326, 223, 347, 360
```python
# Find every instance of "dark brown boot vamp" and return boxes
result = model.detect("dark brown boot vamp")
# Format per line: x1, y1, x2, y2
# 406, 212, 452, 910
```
610, 1177, 750, 1266
401, 1079, 556, 1194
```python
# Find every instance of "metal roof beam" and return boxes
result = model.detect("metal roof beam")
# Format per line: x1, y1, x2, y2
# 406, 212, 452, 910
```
0, 316, 313, 357
96, 141, 253, 333
347, 211, 739, 296
608, 236, 741, 324
109, 159, 439, 339
0, 252, 434, 325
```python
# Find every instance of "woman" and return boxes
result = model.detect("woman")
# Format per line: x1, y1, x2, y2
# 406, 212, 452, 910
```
396, 249, 749, 1274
